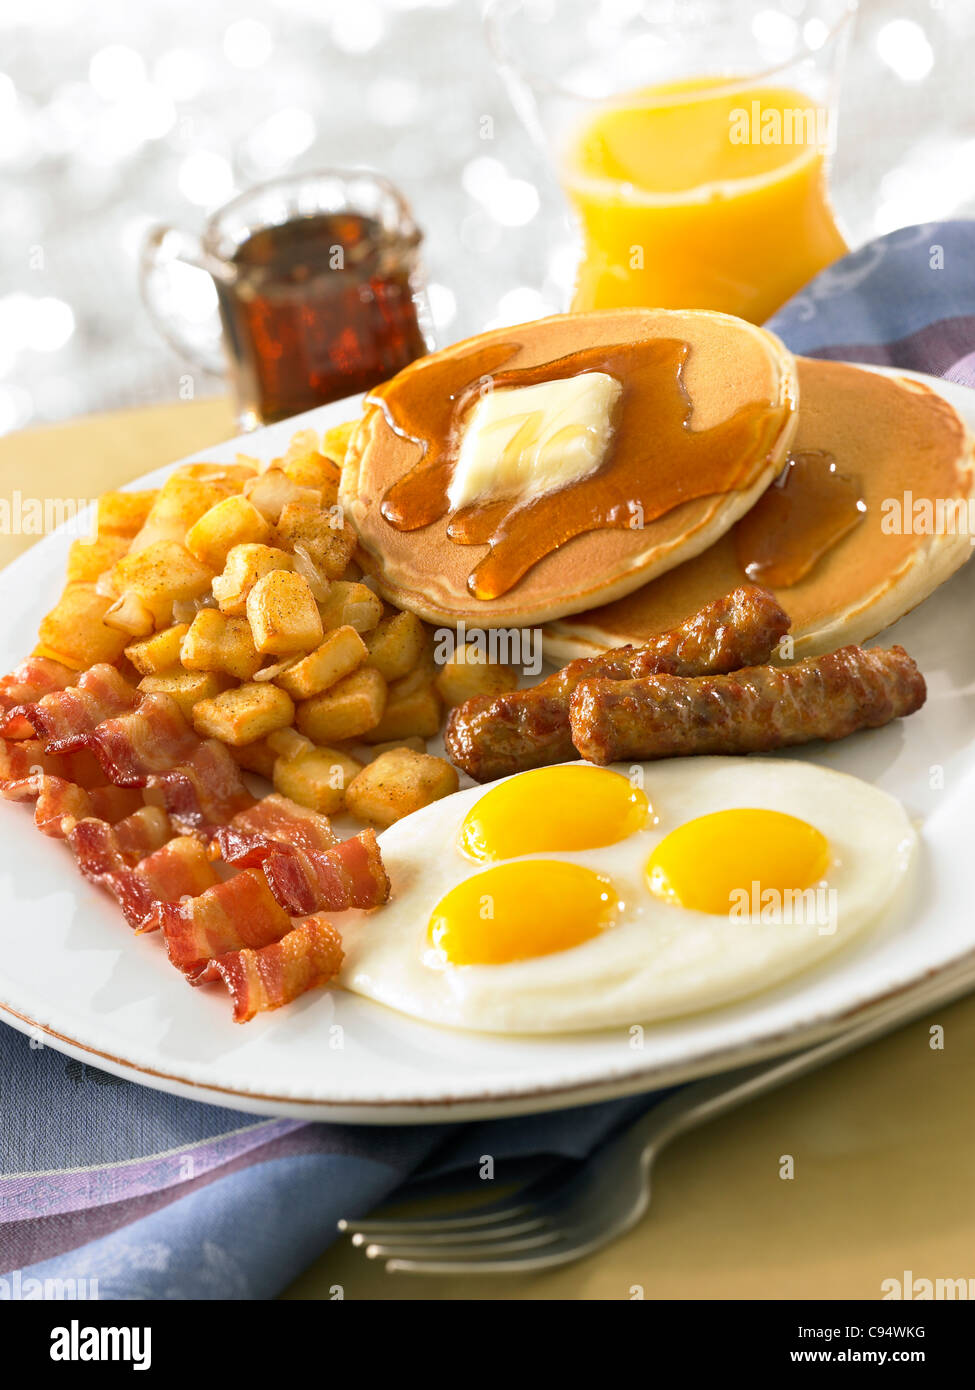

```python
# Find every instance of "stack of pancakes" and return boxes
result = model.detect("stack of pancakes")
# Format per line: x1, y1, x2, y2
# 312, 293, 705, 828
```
340, 308, 975, 657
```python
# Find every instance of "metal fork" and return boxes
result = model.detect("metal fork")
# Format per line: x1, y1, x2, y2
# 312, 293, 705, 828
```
338, 962, 975, 1274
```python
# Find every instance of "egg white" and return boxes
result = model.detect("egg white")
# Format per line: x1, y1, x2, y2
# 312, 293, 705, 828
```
331, 757, 917, 1034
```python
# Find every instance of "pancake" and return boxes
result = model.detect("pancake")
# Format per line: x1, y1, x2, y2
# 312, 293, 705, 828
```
341, 308, 798, 627
544, 359, 975, 662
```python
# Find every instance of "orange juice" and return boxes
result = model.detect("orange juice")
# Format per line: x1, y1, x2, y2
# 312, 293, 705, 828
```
564, 78, 847, 323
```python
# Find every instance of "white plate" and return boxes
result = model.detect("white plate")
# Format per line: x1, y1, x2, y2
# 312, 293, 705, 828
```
2, 368, 975, 1124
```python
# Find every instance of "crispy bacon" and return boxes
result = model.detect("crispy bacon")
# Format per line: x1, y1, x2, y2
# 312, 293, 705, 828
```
86, 785, 146, 823
0, 657, 80, 737
193, 916, 344, 1023
13, 664, 139, 753
1, 772, 146, 837
1, 738, 59, 783
0, 655, 79, 706
145, 739, 254, 829
211, 793, 337, 867
100, 834, 218, 928
2, 774, 93, 837
87, 693, 199, 785
148, 869, 292, 976
260, 829, 389, 917
69, 806, 173, 878
0, 737, 106, 789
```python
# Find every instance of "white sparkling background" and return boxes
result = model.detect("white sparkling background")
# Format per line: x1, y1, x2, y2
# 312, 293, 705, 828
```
1, 0, 973, 432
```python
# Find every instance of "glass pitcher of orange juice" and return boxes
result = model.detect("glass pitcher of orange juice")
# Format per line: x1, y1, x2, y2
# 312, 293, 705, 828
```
486, 0, 856, 324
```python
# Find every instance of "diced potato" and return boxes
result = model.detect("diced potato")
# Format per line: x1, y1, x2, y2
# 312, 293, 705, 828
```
211, 543, 294, 617
192, 682, 295, 746
181, 462, 258, 486
275, 625, 367, 700
243, 468, 319, 524
316, 580, 383, 634
346, 748, 459, 828
66, 534, 129, 584
390, 636, 438, 694
275, 498, 356, 580
96, 490, 157, 538
362, 682, 442, 743
246, 570, 323, 656
38, 584, 129, 668
184, 495, 272, 571
125, 623, 190, 676
229, 738, 277, 779
103, 591, 156, 638
280, 451, 341, 506
296, 667, 387, 742
434, 642, 519, 708
109, 541, 214, 625
273, 744, 364, 815
368, 736, 427, 757
138, 669, 228, 720
180, 608, 261, 680
129, 466, 251, 552
266, 726, 312, 760
281, 428, 321, 462
320, 419, 357, 466
365, 610, 426, 682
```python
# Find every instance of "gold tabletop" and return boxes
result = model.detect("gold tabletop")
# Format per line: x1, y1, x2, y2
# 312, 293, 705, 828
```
1, 399, 972, 1301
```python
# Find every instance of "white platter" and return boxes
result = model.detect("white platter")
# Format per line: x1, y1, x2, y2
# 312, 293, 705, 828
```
1, 367, 974, 1124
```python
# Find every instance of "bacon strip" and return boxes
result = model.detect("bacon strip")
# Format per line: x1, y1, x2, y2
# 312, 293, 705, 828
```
2, 775, 93, 837
99, 835, 218, 928
0, 655, 79, 707
260, 829, 389, 917
193, 916, 344, 1023
145, 739, 254, 829
0, 657, 80, 737
211, 793, 337, 867
13, 664, 139, 753
0, 738, 107, 789
69, 806, 173, 878
86, 693, 199, 785
1, 774, 147, 838
147, 869, 292, 976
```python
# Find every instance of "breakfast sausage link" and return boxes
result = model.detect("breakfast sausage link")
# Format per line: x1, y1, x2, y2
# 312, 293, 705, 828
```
444, 585, 790, 781
569, 645, 926, 766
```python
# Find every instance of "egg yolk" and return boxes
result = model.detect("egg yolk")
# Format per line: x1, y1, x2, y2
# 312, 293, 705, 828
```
428, 860, 619, 965
458, 764, 649, 862
646, 808, 830, 915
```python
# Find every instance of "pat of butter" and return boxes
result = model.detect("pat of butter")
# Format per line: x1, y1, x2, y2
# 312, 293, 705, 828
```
447, 372, 622, 512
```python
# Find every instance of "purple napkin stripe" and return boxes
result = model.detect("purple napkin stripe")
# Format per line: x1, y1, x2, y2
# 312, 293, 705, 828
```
0, 1118, 302, 1222
0, 1125, 374, 1274
803, 312, 975, 387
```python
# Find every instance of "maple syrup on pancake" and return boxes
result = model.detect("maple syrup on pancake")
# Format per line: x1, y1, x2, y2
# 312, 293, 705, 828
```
219, 212, 427, 425
371, 338, 791, 600
734, 449, 866, 587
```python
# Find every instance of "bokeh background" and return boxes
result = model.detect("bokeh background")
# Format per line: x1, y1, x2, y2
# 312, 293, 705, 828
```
2, 0, 973, 432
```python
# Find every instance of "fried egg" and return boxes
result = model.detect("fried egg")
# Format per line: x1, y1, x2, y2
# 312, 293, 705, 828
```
333, 757, 916, 1034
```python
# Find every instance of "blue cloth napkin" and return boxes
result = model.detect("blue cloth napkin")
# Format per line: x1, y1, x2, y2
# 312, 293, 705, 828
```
2, 220, 974, 1301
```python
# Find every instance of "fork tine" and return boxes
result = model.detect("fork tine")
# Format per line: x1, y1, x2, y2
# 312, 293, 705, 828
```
349, 1212, 549, 1249
338, 1197, 537, 1239
336, 1168, 572, 1239
383, 1234, 598, 1276
362, 1227, 563, 1262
